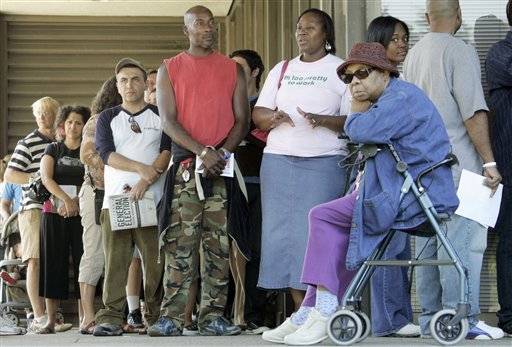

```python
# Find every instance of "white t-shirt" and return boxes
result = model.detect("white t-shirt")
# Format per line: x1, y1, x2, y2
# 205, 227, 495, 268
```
96, 105, 171, 209
256, 54, 350, 157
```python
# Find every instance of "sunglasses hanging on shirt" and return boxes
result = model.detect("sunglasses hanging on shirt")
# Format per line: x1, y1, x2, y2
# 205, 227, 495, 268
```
128, 116, 142, 133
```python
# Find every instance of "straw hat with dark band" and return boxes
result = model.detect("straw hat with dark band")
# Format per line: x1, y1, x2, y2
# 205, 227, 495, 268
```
337, 42, 398, 79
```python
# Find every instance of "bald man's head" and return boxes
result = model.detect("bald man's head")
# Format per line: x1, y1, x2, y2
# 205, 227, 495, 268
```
426, 0, 461, 34
183, 5, 216, 51
426, 0, 459, 20
184, 5, 213, 27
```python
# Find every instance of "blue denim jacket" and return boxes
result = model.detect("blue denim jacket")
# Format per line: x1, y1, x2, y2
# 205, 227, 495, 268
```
344, 78, 459, 270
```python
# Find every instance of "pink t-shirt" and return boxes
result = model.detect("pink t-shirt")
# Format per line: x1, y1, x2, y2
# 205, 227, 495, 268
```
256, 54, 350, 157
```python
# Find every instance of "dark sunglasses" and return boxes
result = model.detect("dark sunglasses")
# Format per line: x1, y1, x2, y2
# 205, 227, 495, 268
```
128, 116, 142, 133
340, 67, 374, 84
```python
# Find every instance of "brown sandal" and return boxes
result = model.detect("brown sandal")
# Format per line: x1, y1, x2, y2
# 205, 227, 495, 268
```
79, 321, 95, 335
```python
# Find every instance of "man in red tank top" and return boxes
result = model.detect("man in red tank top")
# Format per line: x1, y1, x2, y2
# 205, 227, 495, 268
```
147, 5, 250, 337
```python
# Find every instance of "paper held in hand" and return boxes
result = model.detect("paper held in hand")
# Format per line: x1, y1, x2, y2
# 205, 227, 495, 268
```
53, 185, 78, 210
454, 169, 503, 228
195, 153, 234, 177
108, 191, 158, 231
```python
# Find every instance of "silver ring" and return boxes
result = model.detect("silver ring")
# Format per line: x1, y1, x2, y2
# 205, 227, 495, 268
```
311, 118, 317, 124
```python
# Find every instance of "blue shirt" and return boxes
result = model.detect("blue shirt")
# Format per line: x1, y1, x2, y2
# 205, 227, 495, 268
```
486, 31, 512, 185
1, 182, 23, 213
343, 78, 459, 269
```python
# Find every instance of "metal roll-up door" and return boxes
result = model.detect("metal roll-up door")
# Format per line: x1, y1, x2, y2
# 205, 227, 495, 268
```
376, 0, 508, 315
3, 15, 188, 152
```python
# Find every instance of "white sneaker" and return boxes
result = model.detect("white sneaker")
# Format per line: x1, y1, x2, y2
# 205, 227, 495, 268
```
262, 318, 300, 344
0, 315, 24, 335
394, 323, 420, 337
26, 315, 47, 334
283, 309, 328, 346
475, 321, 504, 339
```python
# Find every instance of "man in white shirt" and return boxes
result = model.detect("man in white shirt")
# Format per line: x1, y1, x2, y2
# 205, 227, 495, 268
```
93, 58, 171, 336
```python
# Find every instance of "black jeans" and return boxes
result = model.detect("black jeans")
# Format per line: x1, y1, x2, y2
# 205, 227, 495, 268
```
243, 182, 268, 325
496, 184, 512, 332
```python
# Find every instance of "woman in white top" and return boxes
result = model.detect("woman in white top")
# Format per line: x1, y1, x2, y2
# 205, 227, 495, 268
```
253, 8, 350, 311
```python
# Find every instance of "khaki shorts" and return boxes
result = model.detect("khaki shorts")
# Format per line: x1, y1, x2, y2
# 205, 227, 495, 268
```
18, 208, 41, 262
78, 184, 105, 286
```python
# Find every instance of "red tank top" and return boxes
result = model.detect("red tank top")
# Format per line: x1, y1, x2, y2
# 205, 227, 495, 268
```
164, 51, 237, 146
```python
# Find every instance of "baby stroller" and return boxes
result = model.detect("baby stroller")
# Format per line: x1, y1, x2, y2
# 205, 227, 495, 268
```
327, 143, 469, 346
0, 211, 30, 328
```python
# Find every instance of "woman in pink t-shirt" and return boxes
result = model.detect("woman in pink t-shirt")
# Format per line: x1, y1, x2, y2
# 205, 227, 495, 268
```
253, 8, 351, 331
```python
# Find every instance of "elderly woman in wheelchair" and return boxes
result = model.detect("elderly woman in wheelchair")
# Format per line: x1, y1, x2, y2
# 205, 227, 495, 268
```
262, 42, 466, 346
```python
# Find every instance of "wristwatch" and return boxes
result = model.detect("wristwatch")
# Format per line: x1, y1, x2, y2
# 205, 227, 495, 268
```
219, 147, 232, 160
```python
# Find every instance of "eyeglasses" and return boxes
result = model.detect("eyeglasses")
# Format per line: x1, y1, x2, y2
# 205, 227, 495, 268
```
128, 116, 142, 133
340, 67, 374, 84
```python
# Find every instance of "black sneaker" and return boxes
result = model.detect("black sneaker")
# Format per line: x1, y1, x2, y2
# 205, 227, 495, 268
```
183, 321, 199, 336
245, 321, 270, 335
147, 317, 182, 337
93, 323, 123, 336
127, 308, 144, 328
199, 317, 241, 336
499, 321, 512, 336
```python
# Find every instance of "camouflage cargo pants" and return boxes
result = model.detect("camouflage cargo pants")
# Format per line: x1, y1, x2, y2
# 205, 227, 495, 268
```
160, 163, 229, 328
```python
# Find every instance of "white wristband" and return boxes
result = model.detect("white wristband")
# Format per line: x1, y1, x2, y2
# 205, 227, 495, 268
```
482, 161, 497, 168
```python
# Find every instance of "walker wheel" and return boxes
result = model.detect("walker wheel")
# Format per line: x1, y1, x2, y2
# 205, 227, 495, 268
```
429, 309, 468, 345
3, 312, 19, 326
327, 309, 362, 345
355, 311, 371, 342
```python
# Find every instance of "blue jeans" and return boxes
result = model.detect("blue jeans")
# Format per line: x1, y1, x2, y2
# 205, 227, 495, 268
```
415, 214, 487, 334
371, 232, 413, 336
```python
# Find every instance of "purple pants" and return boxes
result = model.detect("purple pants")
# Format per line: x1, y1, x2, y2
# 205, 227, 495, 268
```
301, 191, 358, 307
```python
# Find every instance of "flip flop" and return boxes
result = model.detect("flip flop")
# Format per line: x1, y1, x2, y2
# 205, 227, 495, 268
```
123, 323, 145, 334
55, 323, 72, 333
79, 321, 95, 335
34, 326, 55, 334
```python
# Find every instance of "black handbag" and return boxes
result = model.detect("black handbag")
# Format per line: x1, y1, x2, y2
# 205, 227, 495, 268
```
93, 189, 104, 225
27, 172, 51, 203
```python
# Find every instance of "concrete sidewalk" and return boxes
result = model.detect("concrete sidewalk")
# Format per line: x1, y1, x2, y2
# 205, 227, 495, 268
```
1, 329, 511, 347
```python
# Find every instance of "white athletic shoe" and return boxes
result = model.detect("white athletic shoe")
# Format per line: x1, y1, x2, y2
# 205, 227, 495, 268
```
475, 321, 504, 339
0, 315, 24, 335
262, 317, 300, 344
283, 309, 328, 346
394, 323, 420, 337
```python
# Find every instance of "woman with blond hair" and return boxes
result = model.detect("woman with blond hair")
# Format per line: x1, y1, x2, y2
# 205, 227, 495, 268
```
4, 96, 59, 331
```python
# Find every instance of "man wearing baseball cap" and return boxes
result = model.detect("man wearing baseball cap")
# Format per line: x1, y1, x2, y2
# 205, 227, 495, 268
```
92, 57, 171, 336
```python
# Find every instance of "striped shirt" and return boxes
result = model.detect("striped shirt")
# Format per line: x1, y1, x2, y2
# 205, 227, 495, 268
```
8, 130, 53, 210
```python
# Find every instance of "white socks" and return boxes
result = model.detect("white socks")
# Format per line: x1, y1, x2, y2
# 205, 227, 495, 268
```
289, 287, 338, 326
127, 295, 140, 312
291, 306, 312, 326
315, 287, 338, 317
